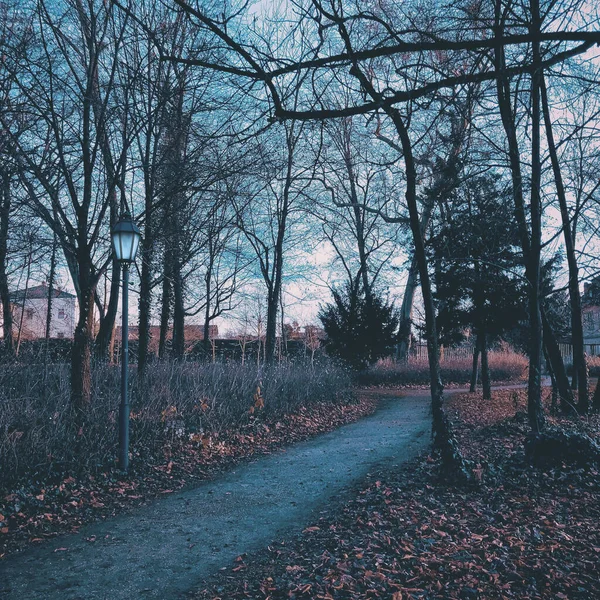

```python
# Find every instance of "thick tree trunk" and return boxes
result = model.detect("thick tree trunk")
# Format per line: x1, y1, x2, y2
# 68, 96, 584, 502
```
71, 256, 95, 414
0, 173, 14, 359
397, 254, 419, 362
540, 76, 588, 411
15, 245, 32, 357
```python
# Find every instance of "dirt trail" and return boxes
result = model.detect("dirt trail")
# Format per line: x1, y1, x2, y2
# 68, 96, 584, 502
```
0, 393, 431, 599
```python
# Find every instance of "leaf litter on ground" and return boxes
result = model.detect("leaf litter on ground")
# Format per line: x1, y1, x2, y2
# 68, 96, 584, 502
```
0, 396, 377, 559
194, 388, 600, 600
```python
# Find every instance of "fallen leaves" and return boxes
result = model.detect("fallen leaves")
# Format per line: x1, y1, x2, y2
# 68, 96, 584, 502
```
0, 396, 378, 558
193, 388, 600, 600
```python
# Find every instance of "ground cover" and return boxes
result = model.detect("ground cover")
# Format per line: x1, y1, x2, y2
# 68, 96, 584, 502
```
360, 350, 527, 387
194, 389, 600, 600
0, 392, 377, 559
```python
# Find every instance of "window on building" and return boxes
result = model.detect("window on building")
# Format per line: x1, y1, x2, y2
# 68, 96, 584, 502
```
26, 309, 34, 320
57, 332, 65, 339
58, 308, 65, 319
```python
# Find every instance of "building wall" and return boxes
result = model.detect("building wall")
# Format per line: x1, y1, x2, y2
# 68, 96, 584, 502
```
10, 297, 77, 340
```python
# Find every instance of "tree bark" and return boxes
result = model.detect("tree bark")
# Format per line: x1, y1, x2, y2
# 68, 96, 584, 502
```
387, 110, 464, 472
159, 247, 172, 360
0, 172, 14, 359
470, 339, 480, 393
265, 286, 279, 364
172, 253, 185, 359
494, 4, 546, 431
542, 309, 575, 413
203, 260, 213, 355
71, 254, 95, 414
526, 0, 545, 433
481, 326, 491, 400
138, 229, 154, 372
95, 259, 120, 359
397, 255, 418, 362
540, 76, 588, 411
15, 241, 32, 357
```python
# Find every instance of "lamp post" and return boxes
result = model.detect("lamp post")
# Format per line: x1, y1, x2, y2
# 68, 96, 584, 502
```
111, 212, 141, 472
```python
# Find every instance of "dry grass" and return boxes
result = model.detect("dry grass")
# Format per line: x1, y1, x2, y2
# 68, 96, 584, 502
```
0, 360, 352, 488
360, 349, 528, 387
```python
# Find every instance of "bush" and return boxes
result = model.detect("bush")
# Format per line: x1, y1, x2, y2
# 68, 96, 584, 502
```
0, 360, 352, 488
359, 350, 528, 387
319, 285, 400, 370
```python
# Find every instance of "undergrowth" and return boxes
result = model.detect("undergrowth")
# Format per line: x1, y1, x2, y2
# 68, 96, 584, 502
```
0, 360, 351, 488
360, 349, 528, 386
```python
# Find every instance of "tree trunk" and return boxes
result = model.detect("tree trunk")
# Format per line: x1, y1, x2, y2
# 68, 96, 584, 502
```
138, 233, 154, 373
481, 326, 491, 400
172, 257, 185, 359
592, 378, 600, 411
203, 262, 213, 356
0, 172, 14, 359
158, 249, 172, 360
71, 257, 95, 414
95, 260, 120, 359
525, 0, 546, 433
388, 110, 465, 473
45, 233, 57, 340
494, 7, 545, 431
43, 227, 58, 399
542, 300, 574, 414
15, 244, 32, 357
470, 339, 480, 393
264, 289, 278, 364
397, 254, 419, 362
540, 76, 588, 412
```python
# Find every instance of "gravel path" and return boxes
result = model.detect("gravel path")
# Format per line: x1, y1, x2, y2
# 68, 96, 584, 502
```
1, 392, 430, 600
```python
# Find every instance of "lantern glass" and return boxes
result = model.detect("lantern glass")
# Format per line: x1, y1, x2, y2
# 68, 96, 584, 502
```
111, 213, 141, 263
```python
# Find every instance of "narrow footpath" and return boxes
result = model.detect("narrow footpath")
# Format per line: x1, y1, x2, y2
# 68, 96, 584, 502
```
0, 392, 430, 600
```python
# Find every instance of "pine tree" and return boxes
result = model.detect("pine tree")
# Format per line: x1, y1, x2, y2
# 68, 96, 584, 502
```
319, 284, 400, 370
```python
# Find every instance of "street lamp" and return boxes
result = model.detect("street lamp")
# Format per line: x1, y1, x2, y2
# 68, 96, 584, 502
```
111, 212, 141, 472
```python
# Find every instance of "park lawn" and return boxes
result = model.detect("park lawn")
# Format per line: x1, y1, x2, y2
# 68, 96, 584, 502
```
194, 389, 600, 600
0, 395, 377, 559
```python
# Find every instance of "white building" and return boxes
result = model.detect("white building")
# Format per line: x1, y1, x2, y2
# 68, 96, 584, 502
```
8, 283, 77, 340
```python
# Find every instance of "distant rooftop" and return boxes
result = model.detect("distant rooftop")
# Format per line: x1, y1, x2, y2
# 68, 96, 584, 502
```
11, 283, 76, 302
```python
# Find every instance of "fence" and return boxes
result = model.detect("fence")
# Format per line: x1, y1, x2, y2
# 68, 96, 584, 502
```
410, 344, 474, 362
559, 343, 600, 363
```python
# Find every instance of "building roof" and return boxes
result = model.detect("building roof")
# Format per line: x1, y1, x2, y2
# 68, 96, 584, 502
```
11, 283, 76, 301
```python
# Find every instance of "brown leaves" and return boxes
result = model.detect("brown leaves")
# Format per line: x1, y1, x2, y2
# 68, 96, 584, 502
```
0, 396, 378, 559
194, 388, 600, 600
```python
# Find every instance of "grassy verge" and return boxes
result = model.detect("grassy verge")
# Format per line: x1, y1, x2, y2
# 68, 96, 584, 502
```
359, 350, 528, 387
194, 389, 600, 600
